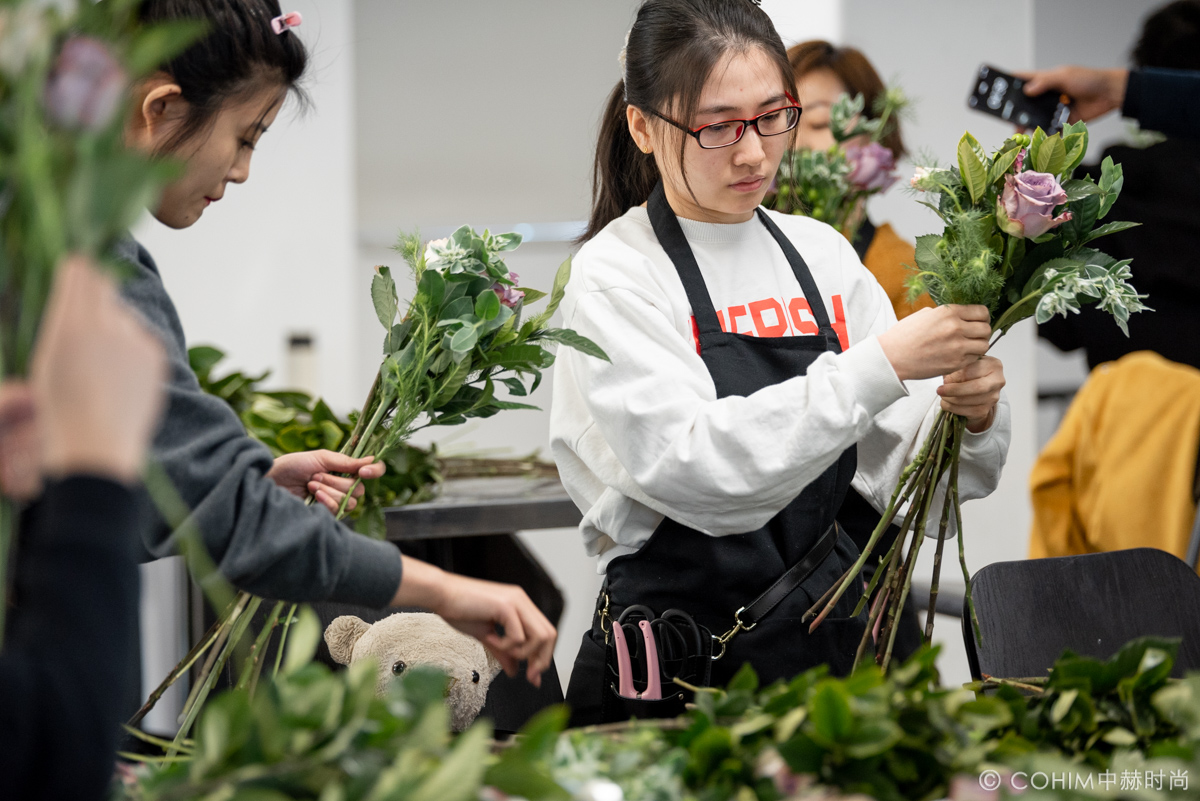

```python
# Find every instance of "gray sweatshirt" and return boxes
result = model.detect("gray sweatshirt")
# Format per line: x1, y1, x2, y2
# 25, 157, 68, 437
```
117, 237, 403, 607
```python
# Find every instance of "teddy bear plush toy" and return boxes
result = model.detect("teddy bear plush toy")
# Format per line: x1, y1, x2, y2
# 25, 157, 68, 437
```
324, 611, 502, 731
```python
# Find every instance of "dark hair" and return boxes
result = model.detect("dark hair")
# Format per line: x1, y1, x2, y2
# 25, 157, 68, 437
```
138, 0, 308, 151
787, 40, 905, 160
583, 0, 795, 242
1134, 0, 1200, 70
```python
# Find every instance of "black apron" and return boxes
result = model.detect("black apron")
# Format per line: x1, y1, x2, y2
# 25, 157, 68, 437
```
565, 184, 870, 726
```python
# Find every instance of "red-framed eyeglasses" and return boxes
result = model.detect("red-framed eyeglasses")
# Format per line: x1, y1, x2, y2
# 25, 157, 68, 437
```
650, 93, 803, 149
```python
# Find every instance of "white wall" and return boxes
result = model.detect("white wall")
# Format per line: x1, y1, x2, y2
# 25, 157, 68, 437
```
135, 0, 358, 731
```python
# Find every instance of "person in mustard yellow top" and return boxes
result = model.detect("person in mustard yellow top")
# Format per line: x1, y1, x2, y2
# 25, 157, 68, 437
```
788, 41, 934, 320
1029, 351, 1200, 571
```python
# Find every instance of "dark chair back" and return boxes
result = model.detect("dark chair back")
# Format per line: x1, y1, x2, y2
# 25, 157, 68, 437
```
964, 548, 1200, 680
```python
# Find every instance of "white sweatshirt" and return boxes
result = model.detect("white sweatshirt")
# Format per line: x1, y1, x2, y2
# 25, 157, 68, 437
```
549, 206, 1011, 573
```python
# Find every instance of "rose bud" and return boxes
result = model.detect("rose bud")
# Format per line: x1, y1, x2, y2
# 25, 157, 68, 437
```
44, 37, 126, 131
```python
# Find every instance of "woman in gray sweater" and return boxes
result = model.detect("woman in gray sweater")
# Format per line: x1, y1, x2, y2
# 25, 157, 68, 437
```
118, 0, 554, 684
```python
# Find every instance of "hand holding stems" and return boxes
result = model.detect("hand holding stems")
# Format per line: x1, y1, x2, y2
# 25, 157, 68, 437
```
391, 556, 557, 688
939, 356, 1004, 433
267, 450, 386, 515
1020, 66, 1130, 123
0, 256, 166, 501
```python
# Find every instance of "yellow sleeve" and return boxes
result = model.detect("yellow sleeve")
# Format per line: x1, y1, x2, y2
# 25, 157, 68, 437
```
1028, 374, 1096, 559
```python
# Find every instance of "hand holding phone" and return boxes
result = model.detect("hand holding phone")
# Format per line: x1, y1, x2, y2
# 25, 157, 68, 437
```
968, 64, 1070, 132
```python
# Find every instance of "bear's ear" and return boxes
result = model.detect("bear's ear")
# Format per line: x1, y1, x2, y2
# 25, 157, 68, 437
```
324, 616, 371, 665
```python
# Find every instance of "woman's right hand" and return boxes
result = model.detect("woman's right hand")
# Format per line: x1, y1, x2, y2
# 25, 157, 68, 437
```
390, 556, 557, 687
877, 305, 992, 381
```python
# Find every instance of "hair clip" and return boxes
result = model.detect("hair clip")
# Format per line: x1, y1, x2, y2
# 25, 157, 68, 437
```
271, 10, 303, 35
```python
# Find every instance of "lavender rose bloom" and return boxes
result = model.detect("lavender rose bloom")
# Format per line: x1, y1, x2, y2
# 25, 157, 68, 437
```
996, 170, 1073, 239
493, 271, 525, 308
845, 141, 899, 192
43, 37, 126, 131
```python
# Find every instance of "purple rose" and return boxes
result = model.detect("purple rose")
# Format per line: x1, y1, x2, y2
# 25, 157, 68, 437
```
996, 170, 1072, 239
43, 37, 126, 131
845, 141, 899, 192
492, 271, 524, 308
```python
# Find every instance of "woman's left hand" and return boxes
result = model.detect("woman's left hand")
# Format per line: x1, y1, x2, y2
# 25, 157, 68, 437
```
937, 355, 1005, 433
267, 450, 386, 515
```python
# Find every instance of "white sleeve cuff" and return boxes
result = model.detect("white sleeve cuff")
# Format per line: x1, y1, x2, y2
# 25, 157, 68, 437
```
837, 335, 908, 416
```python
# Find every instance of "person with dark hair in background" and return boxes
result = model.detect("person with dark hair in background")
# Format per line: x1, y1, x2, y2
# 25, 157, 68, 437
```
788, 41, 933, 321
0, 258, 168, 801
1035, 0, 1200, 370
112, 0, 554, 685
552, 0, 1010, 726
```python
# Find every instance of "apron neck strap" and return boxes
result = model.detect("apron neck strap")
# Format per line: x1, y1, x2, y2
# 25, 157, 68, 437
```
646, 181, 837, 342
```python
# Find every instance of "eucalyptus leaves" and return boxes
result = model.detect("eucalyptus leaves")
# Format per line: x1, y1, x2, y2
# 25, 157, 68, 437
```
807, 123, 1144, 672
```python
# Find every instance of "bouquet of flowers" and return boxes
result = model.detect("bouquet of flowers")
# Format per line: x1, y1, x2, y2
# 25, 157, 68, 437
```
765, 88, 907, 246
805, 122, 1146, 671
136, 225, 608, 750
0, 0, 201, 636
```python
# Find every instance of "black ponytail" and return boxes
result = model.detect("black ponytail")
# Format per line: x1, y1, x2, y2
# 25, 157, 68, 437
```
138, 0, 309, 151
581, 0, 794, 242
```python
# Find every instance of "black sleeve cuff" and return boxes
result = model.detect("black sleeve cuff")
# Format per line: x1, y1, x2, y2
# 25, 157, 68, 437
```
35, 475, 143, 553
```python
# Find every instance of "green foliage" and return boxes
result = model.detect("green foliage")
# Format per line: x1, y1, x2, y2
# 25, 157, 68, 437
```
121, 631, 1200, 801
909, 124, 1145, 338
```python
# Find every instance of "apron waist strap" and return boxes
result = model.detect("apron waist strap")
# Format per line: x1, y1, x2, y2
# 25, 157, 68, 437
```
737, 521, 841, 629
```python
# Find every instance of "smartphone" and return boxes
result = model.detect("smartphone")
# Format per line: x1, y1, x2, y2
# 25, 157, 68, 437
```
967, 64, 1070, 133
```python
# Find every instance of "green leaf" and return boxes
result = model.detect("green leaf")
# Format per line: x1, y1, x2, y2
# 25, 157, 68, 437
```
418, 268, 446, 310
988, 147, 1021, 185
1097, 156, 1125, 219
808, 682, 853, 744
433, 357, 472, 407
282, 607, 322, 676
188, 345, 225, 381
501, 377, 527, 396
1061, 130, 1089, 175
844, 719, 904, 759
409, 723, 492, 801
1028, 127, 1048, 169
443, 297, 474, 320
384, 320, 412, 354
535, 328, 610, 362
371, 266, 399, 329
1033, 133, 1066, 175
474, 289, 501, 321
913, 234, 944, 272
1083, 220, 1140, 244
1062, 179, 1102, 202
528, 256, 573, 329
518, 287, 548, 305
126, 20, 209, 75
449, 326, 478, 354
957, 133, 988, 204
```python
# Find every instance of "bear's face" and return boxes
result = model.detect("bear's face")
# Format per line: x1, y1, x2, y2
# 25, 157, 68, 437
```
324, 612, 501, 732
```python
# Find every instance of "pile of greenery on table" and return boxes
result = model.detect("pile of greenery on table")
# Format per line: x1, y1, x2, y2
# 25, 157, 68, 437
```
119, 634, 1200, 800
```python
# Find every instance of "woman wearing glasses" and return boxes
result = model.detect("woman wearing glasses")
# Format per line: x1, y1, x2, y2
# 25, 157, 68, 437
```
551, 0, 1010, 726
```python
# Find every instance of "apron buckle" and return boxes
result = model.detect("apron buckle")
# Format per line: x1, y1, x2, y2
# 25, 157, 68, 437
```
712, 607, 756, 661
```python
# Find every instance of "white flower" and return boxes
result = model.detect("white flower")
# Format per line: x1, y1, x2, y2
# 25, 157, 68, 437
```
423, 237, 450, 266
910, 166, 935, 190
575, 779, 623, 801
